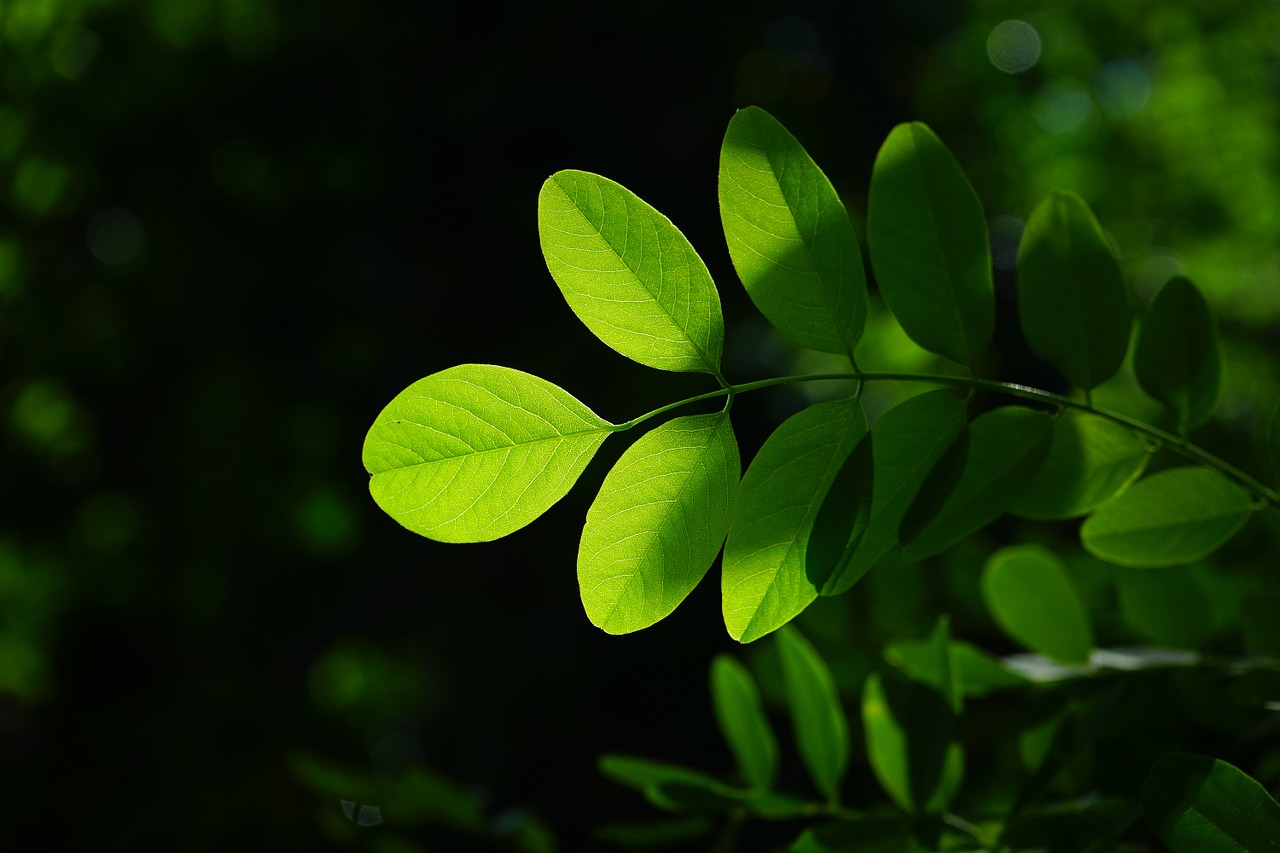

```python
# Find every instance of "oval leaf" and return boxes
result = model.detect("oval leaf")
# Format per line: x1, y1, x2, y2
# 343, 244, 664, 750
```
777, 626, 848, 800
1080, 467, 1254, 568
599, 755, 737, 813
539, 170, 724, 374
862, 670, 965, 814
710, 655, 778, 791
1010, 410, 1152, 520
1115, 565, 1216, 649
866, 122, 994, 365
363, 364, 611, 543
900, 407, 1055, 562
723, 397, 866, 643
579, 413, 739, 634
1017, 191, 1131, 390
1141, 753, 1280, 852
982, 545, 1093, 664
817, 391, 969, 595
718, 106, 867, 357
1134, 276, 1223, 431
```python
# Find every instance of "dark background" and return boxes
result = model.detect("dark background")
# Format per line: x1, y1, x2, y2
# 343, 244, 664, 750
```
3, 1, 1279, 849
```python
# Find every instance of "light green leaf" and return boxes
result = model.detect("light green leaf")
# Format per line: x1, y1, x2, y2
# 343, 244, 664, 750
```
1141, 753, 1280, 852
1009, 410, 1152, 520
710, 655, 778, 791
866, 122, 993, 365
900, 407, 1054, 561
817, 391, 968, 595
539, 170, 724, 374
579, 413, 739, 634
982, 545, 1093, 663
1134, 276, 1223, 431
363, 364, 611, 543
1017, 191, 1131, 390
723, 398, 866, 642
862, 670, 965, 813
1080, 467, 1254, 568
718, 106, 867, 357
777, 626, 848, 800
1115, 564, 1215, 649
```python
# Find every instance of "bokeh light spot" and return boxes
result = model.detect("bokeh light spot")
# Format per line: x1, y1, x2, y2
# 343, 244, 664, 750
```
12, 157, 69, 216
51, 27, 102, 80
987, 20, 1041, 74
309, 648, 365, 709
11, 381, 75, 446
75, 492, 143, 554
0, 108, 30, 163
87, 208, 146, 265
1034, 81, 1098, 140
295, 488, 359, 556
1095, 60, 1152, 118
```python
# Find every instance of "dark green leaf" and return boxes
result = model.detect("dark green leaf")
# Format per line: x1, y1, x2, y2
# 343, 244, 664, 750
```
1017, 191, 1131, 390
867, 122, 993, 365
816, 391, 968, 595
1009, 410, 1152, 520
777, 626, 848, 800
900, 407, 1054, 561
950, 641, 1032, 697
598, 754, 739, 813
363, 364, 611, 543
579, 413, 739, 634
1134, 277, 1222, 430
862, 670, 964, 813
982, 545, 1093, 663
1242, 585, 1280, 658
1002, 798, 1140, 853
723, 397, 866, 642
790, 817, 924, 853
1141, 753, 1280, 851
710, 655, 778, 790
539, 170, 724, 374
719, 106, 867, 356
883, 616, 963, 714
1115, 564, 1216, 648
1080, 467, 1254, 568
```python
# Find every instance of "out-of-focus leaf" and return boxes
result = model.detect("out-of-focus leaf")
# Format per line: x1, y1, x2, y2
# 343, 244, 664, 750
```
598, 755, 738, 813
951, 641, 1033, 697
790, 817, 924, 853
1141, 753, 1280, 851
710, 655, 778, 790
1001, 798, 1141, 852
1115, 564, 1215, 648
1080, 467, 1254, 567
1134, 277, 1222, 431
777, 626, 848, 800
1242, 585, 1280, 658
862, 670, 964, 813
982, 545, 1093, 664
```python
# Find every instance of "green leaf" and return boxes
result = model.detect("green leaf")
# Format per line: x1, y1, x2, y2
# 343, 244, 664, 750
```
1080, 467, 1254, 568
817, 391, 968, 595
900, 407, 1054, 561
883, 616, 963, 714
1009, 410, 1152, 520
1134, 276, 1223, 431
777, 626, 848, 800
862, 670, 965, 813
710, 655, 778, 791
539, 169, 724, 374
1017, 191, 1131, 390
723, 398, 867, 642
1270, 402, 1280, 487
866, 122, 994, 365
1115, 564, 1216, 648
363, 364, 611, 543
950, 640, 1031, 697
579, 413, 739, 634
718, 106, 867, 357
599, 755, 738, 813
982, 545, 1093, 663
1141, 753, 1280, 852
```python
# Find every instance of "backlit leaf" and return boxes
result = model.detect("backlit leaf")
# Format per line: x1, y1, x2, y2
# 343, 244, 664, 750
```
1080, 467, 1254, 568
816, 391, 968, 595
710, 655, 778, 790
719, 106, 867, 357
539, 170, 724, 374
723, 397, 866, 642
1017, 191, 1131, 390
777, 626, 848, 800
1134, 276, 1223, 431
900, 407, 1054, 561
867, 122, 993, 365
363, 364, 611, 543
1141, 753, 1280, 852
1009, 410, 1152, 520
579, 413, 739, 634
982, 545, 1093, 663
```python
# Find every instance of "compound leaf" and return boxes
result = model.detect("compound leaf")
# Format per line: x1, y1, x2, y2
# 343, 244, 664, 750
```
1080, 467, 1254, 568
1017, 191, 1130, 390
867, 122, 994, 365
539, 169, 724, 374
719, 106, 867, 357
982, 545, 1093, 664
363, 364, 611, 543
579, 413, 739, 634
817, 391, 968, 595
1134, 276, 1223, 431
777, 626, 848, 800
1141, 753, 1280, 852
1010, 410, 1152, 520
723, 397, 866, 643
710, 655, 778, 791
900, 407, 1054, 562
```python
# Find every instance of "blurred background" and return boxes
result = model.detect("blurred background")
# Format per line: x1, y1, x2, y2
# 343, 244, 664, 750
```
3, 0, 1280, 849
